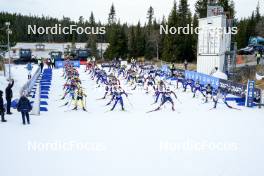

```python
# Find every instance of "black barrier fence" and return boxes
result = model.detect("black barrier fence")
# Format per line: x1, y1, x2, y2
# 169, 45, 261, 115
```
218, 79, 247, 98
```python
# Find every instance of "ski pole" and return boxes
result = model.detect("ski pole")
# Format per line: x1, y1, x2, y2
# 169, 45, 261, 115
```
177, 98, 182, 104
126, 96, 133, 108
85, 96, 87, 109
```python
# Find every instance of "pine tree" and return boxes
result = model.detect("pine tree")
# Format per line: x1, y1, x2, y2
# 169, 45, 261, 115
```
219, 0, 235, 18
162, 0, 179, 62
256, 17, 264, 37
177, 0, 195, 62
236, 18, 248, 49
86, 12, 97, 58
104, 24, 128, 60
86, 36, 97, 57
108, 4, 116, 25
158, 16, 166, 60
78, 16, 84, 24
145, 6, 156, 60
135, 21, 145, 57
229, 0, 235, 19
128, 26, 136, 58
195, 0, 207, 18
192, 13, 199, 59
255, 1, 261, 22
147, 6, 154, 27
89, 12, 95, 26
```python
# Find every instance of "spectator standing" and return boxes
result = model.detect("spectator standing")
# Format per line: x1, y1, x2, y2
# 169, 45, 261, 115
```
26, 62, 33, 79
51, 57, 55, 69
40, 60, 44, 73
256, 51, 261, 65
17, 92, 32, 125
47, 58, 52, 69
184, 60, 188, 70
0, 90, 7, 122
170, 63, 175, 76
5, 79, 14, 115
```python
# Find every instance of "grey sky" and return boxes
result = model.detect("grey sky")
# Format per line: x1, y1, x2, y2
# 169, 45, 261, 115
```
0, 0, 263, 24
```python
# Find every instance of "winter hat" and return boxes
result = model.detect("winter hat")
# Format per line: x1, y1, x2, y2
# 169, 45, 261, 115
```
21, 90, 27, 97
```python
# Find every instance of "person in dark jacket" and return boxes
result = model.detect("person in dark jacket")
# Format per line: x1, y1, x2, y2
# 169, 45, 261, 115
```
5, 79, 14, 115
184, 60, 188, 70
0, 90, 7, 122
40, 60, 44, 73
47, 58, 52, 69
17, 92, 32, 125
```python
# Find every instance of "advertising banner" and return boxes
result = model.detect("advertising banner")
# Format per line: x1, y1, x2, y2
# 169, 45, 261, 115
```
185, 70, 220, 89
161, 65, 171, 76
55, 61, 80, 68
171, 69, 261, 105
245, 80, 255, 107
218, 79, 247, 97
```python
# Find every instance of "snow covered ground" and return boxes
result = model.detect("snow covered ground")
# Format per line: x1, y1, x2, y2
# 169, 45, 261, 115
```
0, 65, 264, 176
0, 64, 38, 97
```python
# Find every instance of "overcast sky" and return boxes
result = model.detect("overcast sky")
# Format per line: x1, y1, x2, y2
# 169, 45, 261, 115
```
0, 0, 263, 24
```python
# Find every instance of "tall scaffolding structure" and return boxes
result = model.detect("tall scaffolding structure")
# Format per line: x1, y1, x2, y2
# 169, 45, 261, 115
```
197, 0, 234, 76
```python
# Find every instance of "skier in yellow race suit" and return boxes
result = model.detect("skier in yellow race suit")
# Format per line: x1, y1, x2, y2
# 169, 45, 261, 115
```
72, 87, 87, 111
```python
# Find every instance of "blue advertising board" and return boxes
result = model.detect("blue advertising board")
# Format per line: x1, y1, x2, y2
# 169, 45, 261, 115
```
245, 80, 255, 107
161, 65, 171, 76
55, 61, 80, 68
170, 68, 260, 105
185, 70, 220, 89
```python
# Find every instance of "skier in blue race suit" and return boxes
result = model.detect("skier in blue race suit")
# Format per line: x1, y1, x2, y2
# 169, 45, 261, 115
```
106, 86, 128, 111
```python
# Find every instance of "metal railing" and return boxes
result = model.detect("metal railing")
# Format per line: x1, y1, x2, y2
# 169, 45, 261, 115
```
20, 66, 41, 96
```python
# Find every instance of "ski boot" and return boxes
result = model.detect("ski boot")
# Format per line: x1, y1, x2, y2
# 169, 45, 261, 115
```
1, 119, 7, 122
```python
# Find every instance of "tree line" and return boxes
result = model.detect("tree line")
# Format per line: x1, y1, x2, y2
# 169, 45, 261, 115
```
0, 0, 263, 62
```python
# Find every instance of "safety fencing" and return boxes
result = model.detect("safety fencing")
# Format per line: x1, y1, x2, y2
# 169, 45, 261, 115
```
20, 67, 41, 96
19, 67, 53, 115
166, 66, 262, 108
19, 67, 41, 115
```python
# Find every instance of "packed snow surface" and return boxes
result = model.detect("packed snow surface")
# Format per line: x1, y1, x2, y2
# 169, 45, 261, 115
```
0, 65, 263, 176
